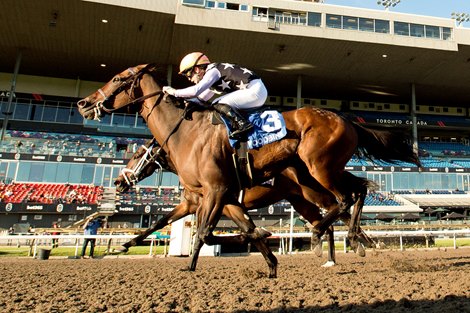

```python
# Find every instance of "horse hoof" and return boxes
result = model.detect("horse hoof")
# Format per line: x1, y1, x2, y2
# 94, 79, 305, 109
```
356, 243, 366, 257
113, 246, 129, 253
313, 243, 323, 257
321, 261, 336, 267
255, 227, 272, 239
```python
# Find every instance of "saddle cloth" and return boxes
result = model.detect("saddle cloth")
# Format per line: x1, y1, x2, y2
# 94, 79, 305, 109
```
222, 110, 287, 149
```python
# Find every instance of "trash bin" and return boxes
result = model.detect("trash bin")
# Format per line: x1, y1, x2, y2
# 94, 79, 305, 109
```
38, 248, 51, 260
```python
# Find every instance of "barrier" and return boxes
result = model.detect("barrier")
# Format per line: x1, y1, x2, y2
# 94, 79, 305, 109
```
0, 229, 469, 258
0, 233, 171, 258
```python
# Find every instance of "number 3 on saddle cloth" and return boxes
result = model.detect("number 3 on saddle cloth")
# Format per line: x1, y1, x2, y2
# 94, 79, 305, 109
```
223, 110, 288, 149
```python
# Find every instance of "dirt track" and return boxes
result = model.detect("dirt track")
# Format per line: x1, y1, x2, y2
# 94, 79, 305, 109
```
0, 248, 469, 312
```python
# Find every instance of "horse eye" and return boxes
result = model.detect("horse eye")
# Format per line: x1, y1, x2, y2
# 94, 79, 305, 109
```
112, 77, 121, 83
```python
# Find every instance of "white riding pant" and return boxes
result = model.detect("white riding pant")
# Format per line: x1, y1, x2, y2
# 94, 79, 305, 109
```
212, 79, 267, 110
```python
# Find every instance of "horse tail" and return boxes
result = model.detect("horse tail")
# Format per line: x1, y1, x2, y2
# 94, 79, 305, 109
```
352, 122, 422, 167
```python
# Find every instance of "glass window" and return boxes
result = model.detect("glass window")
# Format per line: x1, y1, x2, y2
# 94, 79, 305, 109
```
56, 107, 71, 123
56, 163, 71, 183
29, 162, 45, 182
32, 105, 44, 121
182, 0, 205, 6
442, 27, 452, 40
343, 16, 358, 30
226, 3, 239, 11
43, 163, 58, 182
326, 14, 342, 29
42, 106, 57, 122
394, 21, 410, 36
425, 25, 440, 39
68, 164, 83, 184
112, 114, 125, 126
206, 1, 215, 8
13, 103, 30, 120
0, 162, 7, 182
240, 5, 248, 11
6, 162, 17, 183
16, 162, 32, 182
217, 2, 226, 9
94, 166, 104, 185
410, 24, 425, 37
81, 165, 95, 184
123, 114, 136, 127
375, 19, 390, 33
69, 108, 83, 124
359, 18, 374, 32
307, 12, 321, 27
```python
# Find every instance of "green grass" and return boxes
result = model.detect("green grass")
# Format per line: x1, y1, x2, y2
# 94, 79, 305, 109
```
0, 245, 168, 258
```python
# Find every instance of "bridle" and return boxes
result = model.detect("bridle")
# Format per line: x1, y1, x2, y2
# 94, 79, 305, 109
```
120, 138, 163, 187
92, 64, 163, 121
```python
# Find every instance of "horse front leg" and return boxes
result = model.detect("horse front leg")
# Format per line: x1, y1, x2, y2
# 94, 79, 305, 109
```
222, 204, 277, 278
116, 200, 195, 253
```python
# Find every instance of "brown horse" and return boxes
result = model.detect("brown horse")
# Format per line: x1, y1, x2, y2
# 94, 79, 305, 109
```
77, 64, 420, 277
114, 139, 374, 266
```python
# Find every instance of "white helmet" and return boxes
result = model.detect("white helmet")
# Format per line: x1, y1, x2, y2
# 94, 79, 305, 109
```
179, 52, 210, 75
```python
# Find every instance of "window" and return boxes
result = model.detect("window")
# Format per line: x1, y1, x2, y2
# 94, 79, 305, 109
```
384, 104, 390, 109
375, 19, 390, 33
442, 27, 452, 40
326, 14, 341, 29
443, 107, 449, 113
182, 0, 205, 6
394, 22, 410, 36
425, 25, 440, 39
457, 108, 463, 113
307, 12, 321, 27
217, 2, 225, 9
343, 16, 358, 30
206, 1, 215, 8
352, 102, 359, 108
429, 106, 435, 112
399, 104, 405, 110
410, 24, 425, 37
359, 18, 374, 32
226, 3, 239, 10
321, 100, 327, 106
368, 102, 375, 108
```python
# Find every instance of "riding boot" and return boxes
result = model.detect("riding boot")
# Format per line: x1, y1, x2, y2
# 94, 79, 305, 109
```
213, 103, 253, 139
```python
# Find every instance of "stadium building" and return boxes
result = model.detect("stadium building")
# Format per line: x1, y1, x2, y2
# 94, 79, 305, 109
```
0, 0, 469, 229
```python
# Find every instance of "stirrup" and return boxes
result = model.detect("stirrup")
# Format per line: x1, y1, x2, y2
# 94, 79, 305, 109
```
229, 124, 253, 139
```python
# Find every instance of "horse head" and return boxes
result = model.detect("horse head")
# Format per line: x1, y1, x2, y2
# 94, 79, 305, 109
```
77, 63, 158, 120
114, 139, 175, 193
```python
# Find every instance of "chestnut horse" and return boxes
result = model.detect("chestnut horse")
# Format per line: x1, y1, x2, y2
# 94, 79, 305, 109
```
77, 64, 420, 277
115, 139, 374, 266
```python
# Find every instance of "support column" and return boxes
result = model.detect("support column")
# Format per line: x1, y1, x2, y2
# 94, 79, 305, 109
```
1, 51, 22, 141
410, 83, 418, 155
167, 64, 173, 87
296, 75, 302, 109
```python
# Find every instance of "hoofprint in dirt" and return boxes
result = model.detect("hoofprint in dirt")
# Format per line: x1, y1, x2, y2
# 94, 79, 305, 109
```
0, 249, 469, 312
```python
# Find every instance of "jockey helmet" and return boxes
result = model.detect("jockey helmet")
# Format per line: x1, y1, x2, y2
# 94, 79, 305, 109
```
179, 52, 210, 75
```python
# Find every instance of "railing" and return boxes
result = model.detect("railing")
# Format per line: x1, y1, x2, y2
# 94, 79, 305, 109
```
1, 229, 469, 258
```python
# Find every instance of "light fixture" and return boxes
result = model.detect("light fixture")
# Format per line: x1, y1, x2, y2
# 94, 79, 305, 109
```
451, 12, 470, 26
100, 64, 106, 67
377, 0, 401, 10
382, 54, 388, 58
101, 19, 108, 23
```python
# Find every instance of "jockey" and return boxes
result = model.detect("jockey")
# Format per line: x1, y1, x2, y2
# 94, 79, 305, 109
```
162, 52, 268, 139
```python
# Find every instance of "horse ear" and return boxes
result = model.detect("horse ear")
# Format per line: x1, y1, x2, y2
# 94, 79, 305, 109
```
145, 63, 157, 72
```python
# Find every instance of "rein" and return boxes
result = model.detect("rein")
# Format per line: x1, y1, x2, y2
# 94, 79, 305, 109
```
120, 102, 191, 186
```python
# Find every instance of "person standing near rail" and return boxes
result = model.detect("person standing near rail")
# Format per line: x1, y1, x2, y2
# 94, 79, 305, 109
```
80, 216, 103, 259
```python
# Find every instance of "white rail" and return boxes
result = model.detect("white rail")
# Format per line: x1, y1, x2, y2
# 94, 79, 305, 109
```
0, 229, 469, 257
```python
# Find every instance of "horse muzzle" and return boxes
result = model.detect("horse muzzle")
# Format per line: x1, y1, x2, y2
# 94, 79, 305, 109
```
77, 99, 102, 120
114, 177, 131, 193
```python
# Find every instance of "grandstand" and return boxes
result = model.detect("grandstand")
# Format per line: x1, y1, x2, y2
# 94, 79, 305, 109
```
0, 0, 469, 230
